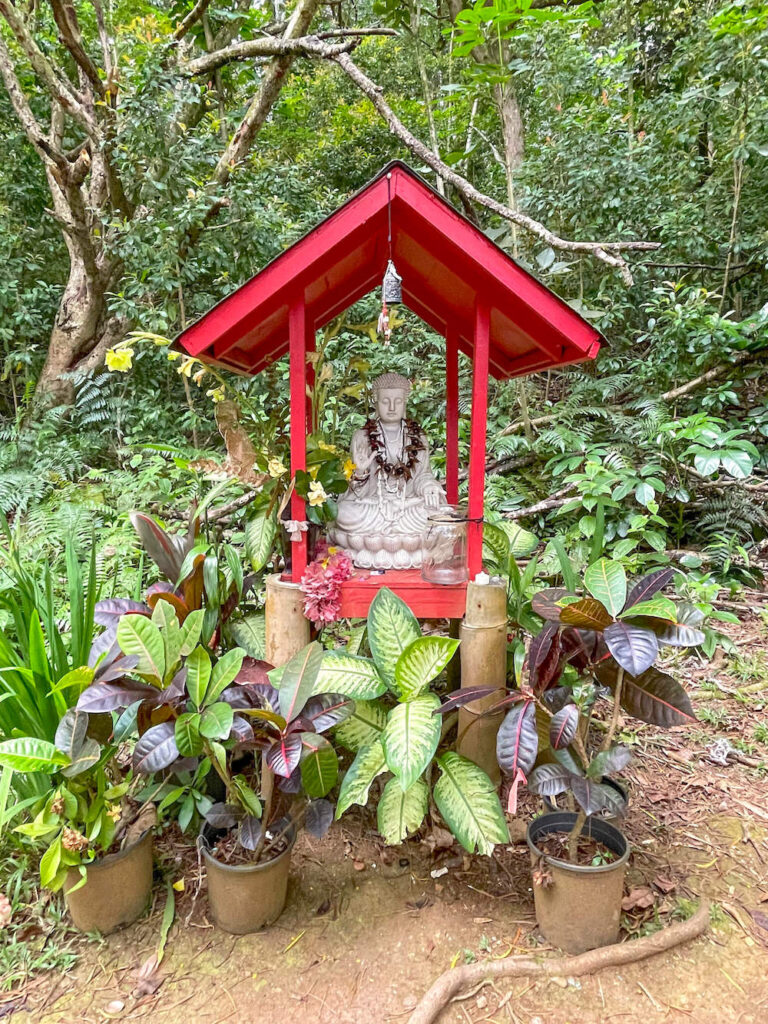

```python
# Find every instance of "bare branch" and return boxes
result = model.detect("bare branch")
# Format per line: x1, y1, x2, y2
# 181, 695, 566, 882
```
331, 51, 660, 285
49, 0, 105, 96
0, 0, 98, 134
185, 30, 388, 76
173, 0, 214, 42
92, 0, 115, 83
0, 34, 67, 169
211, 0, 325, 188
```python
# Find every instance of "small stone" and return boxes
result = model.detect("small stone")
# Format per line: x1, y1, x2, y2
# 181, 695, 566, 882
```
550, 976, 568, 988
105, 1000, 125, 1015
353, 860, 366, 871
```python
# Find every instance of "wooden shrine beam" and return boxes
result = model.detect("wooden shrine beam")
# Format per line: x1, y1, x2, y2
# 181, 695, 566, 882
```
289, 296, 311, 581
467, 299, 490, 577
445, 327, 459, 505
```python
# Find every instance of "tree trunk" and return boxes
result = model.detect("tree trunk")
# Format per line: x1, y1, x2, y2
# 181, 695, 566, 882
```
33, 257, 107, 410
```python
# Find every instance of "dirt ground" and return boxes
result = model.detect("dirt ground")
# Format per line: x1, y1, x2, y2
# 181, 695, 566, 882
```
3, 616, 768, 1024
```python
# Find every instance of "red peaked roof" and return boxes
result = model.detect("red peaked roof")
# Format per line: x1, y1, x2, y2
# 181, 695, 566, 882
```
177, 161, 601, 379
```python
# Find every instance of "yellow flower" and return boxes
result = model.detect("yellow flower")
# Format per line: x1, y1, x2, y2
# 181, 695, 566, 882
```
267, 458, 287, 478
179, 358, 196, 377
167, 351, 180, 361
105, 347, 134, 373
343, 458, 357, 480
318, 442, 338, 453
308, 481, 328, 507
206, 386, 226, 403
193, 368, 206, 385
106, 805, 121, 822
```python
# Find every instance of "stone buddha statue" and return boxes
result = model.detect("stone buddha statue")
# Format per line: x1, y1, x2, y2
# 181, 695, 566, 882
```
329, 372, 447, 569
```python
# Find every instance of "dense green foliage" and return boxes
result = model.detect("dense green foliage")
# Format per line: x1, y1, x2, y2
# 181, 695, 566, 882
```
1, 0, 766, 591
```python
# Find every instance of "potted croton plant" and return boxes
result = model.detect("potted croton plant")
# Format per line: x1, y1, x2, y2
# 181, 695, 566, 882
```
0, 693, 153, 934
77, 604, 348, 934
495, 561, 703, 953
314, 588, 509, 854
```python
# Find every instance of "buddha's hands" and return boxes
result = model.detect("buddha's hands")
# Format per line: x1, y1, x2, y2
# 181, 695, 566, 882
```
424, 484, 443, 509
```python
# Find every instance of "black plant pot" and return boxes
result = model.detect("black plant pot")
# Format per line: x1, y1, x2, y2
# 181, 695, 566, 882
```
527, 812, 630, 954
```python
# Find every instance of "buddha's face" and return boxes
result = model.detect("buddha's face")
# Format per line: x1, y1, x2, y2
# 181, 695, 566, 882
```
375, 387, 407, 425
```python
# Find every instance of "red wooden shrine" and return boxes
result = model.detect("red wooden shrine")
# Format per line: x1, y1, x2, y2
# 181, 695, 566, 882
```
178, 161, 601, 618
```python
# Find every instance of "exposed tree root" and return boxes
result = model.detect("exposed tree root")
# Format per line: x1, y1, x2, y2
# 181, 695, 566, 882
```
406, 900, 710, 1024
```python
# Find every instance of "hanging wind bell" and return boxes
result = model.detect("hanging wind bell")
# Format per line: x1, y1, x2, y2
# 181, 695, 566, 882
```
378, 173, 402, 346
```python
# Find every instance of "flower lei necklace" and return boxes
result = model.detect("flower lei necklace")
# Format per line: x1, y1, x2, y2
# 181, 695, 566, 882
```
362, 418, 424, 482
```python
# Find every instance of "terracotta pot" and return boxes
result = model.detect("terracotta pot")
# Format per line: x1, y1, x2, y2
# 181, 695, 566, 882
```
201, 826, 296, 934
65, 829, 153, 934
527, 812, 630, 954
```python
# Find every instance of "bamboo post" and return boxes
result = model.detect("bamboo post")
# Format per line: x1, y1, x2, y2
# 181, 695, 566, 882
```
457, 579, 507, 784
264, 573, 310, 666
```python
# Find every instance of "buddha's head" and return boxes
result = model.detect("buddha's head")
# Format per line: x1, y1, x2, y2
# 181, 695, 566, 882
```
372, 372, 411, 426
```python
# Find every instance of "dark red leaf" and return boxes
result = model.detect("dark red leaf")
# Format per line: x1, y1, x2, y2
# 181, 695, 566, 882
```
528, 763, 573, 797
597, 664, 696, 728
306, 799, 334, 838
496, 700, 538, 777
529, 623, 561, 693
78, 680, 160, 714
266, 734, 303, 777
531, 588, 575, 622
132, 722, 180, 774
560, 628, 607, 671
625, 568, 674, 609
433, 687, 497, 714
94, 599, 149, 627
604, 622, 659, 676
570, 777, 618, 816
239, 815, 262, 851
549, 704, 579, 750
302, 694, 354, 733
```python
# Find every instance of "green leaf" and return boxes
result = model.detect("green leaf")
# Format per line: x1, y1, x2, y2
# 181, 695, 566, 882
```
245, 512, 276, 571
367, 588, 421, 689
200, 702, 234, 740
314, 652, 387, 699
377, 777, 428, 845
175, 712, 203, 756
382, 693, 441, 791
116, 615, 165, 680
227, 613, 265, 659
482, 522, 510, 570
186, 646, 212, 708
40, 835, 62, 889
721, 450, 753, 479
619, 596, 676, 622
393, 637, 460, 700
334, 700, 387, 752
336, 738, 387, 817
178, 609, 204, 656
231, 775, 261, 818
0, 738, 69, 773
433, 752, 509, 856
299, 733, 338, 798
60, 737, 100, 778
278, 642, 324, 722
584, 559, 627, 616
500, 521, 538, 558
206, 648, 245, 705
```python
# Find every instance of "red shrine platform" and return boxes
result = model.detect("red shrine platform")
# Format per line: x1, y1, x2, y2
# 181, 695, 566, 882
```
177, 161, 601, 618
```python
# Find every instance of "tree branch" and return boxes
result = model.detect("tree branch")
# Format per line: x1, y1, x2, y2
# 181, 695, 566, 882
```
0, 0, 98, 135
49, 0, 105, 97
185, 32, 364, 77
210, 0, 326, 189
0, 34, 67, 170
331, 51, 659, 285
173, 0, 214, 42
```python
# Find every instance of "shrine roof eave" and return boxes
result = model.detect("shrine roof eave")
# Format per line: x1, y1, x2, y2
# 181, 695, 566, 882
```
176, 161, 602, 380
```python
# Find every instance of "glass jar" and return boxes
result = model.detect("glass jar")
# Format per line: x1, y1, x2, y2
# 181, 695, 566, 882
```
421, 506, 469, 585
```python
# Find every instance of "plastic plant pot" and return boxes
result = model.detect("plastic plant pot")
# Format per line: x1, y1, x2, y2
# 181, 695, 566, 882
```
527, 811, 630, 954
65, 829, 153, 934
201, 825, 296, 935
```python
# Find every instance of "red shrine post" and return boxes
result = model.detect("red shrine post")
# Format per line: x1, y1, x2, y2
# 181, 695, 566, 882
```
178, 160, 601, 634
